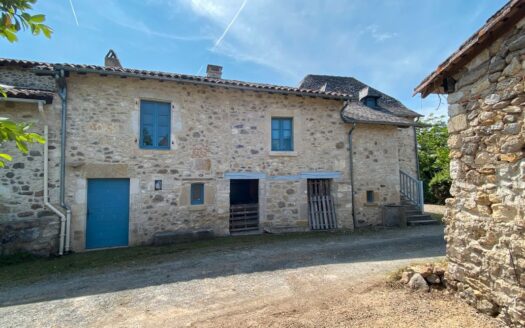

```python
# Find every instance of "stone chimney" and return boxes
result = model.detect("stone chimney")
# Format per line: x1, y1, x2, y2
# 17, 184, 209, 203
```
206, 64, 222, 79
104, 49, 122, 68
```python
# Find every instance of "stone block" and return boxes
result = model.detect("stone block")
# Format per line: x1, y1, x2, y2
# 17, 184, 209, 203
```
83, 163, 129, 178
491, 204, 517, 222
448, 114, 468, 133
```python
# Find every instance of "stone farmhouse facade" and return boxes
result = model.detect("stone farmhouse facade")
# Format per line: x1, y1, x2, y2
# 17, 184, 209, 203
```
1, 51, 423, 255
415, 0, 525, 325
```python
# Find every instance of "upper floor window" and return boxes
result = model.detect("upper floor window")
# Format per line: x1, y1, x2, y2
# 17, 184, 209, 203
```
271, 117, 293, 151
140, 100, 171, 149
364, 97, 378, 108
191, 183, 204, 205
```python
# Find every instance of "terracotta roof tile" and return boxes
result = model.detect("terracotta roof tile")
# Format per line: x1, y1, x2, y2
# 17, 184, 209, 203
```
1, 84, 54, 103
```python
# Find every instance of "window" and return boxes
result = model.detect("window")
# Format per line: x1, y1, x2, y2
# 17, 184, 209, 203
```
191, 183, 204, 205
366, 190, 375, 203
364, 97, 377, 108
271, 117, 293, 151
140, 100, 171, 149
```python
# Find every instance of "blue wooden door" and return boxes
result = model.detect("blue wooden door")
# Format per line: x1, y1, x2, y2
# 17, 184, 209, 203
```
86, 179, 130, 249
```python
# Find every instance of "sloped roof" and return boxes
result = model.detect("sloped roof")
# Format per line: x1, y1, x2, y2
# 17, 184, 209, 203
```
1, 84, 54, 103
415, 0, 525, 97
0, 58, 352, 101
341, 102, 415, 126
0, 57, 418, 126
299, 74, 422, 117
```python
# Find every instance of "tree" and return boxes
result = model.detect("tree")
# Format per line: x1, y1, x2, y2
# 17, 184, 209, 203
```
417, 114, 451, 204
0, 0, 51, 167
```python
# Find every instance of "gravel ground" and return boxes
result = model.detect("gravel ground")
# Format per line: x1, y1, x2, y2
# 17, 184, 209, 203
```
0, 225, 502, 327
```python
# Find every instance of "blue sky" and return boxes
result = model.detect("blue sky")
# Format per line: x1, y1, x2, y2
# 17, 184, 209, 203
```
3, 0, 508, 117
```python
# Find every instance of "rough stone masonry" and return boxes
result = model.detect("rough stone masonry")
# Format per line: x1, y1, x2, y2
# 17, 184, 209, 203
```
428, 14, 525, 327
0, 57, 420, 256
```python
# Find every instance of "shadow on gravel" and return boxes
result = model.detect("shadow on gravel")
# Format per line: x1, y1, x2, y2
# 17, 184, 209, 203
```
0, 226, 445, 307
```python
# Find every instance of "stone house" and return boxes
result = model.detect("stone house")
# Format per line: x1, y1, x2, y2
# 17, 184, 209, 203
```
1, 51, 425, 255
415, 0, 525, 325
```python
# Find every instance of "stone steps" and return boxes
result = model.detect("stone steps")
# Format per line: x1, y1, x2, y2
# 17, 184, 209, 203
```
400, 196, 440, 226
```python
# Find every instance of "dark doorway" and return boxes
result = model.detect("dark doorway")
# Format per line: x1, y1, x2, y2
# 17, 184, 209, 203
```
229, 179, 259, 234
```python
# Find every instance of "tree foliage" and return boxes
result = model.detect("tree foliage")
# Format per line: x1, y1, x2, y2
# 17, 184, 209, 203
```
0, 118, 45, 167
417, 114, 451, 204
0, 0, 50, 167
0, 0, 52, 42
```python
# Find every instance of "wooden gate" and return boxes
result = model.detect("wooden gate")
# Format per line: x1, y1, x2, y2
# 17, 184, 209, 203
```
307, 179, 337, 230
229, 179, 259, 234
229, 203, 259, 233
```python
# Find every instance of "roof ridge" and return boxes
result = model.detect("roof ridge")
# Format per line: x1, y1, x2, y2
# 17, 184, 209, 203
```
0, 57, 352, 99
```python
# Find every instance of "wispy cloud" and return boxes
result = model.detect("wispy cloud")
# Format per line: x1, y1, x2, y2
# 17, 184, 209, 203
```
99, 1, 213, 42
365, 25, 398, 42
68, 0, 79, 26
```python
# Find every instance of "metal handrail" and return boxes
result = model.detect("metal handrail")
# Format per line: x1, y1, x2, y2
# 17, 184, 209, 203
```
400, 170, 424, 211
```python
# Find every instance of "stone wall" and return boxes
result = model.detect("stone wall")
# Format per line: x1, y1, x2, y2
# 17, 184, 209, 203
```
0, 99, 62, 255
0, 66, 55, 90
352, 125, 402, 226
0, 62, 415, 254
445, 17, 525, 326
397, 126, 418, 177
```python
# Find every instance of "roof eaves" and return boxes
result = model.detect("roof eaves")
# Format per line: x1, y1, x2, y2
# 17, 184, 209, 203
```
39, 64, 352, 101
414, 0, 525, 97
341, 116, 416, 127
0, 86, 54, 104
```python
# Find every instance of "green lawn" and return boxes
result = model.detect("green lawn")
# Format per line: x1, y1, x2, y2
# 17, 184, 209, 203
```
0, 230, 357, 287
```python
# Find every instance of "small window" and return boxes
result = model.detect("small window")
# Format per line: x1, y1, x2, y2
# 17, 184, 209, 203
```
271, 117, 293, 151
191, 183, 204, 205
140, 100, 171, 149
364, 97, 377, 108
366, 190, 375, 203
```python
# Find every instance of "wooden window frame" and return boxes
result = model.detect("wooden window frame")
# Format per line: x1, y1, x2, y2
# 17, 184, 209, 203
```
191, 183, 205, 205
366, 190, 375, 203
271, 117, 294, 151
139, 100, 171, 150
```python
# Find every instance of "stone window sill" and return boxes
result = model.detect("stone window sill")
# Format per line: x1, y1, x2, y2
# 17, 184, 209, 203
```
269, 151, 298, 157
364, 202, 379, 207
189, 205, 206, 211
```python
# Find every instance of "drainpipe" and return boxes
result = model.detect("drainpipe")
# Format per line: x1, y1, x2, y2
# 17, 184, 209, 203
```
56, 69, 72, 253
43, 125, 67, 255
3, 98, 68, 255
413, 118, 421, 180
347, 123, 357, 230
339, 101, 358, 230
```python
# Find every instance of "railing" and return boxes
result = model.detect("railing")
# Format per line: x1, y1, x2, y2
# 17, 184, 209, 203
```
400, 170, 424, 211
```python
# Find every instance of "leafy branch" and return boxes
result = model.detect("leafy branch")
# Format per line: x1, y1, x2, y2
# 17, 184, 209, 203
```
0, 117, 45, 167
0, 0, 52, 42
0, 0, 51, 168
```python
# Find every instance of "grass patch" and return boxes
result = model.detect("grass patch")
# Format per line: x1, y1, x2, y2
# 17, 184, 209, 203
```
0, 252, 42, 266
0, 229, 362, 287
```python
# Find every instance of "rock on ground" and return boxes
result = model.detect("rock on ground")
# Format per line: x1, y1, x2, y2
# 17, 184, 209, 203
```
408, 273, 430, 292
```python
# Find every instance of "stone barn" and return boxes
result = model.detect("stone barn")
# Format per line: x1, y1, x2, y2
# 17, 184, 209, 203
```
415, 0, 525, 325
1, 50, 428, 256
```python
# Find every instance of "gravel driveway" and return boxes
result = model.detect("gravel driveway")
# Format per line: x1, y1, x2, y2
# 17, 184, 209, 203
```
0, 226, 462, 327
